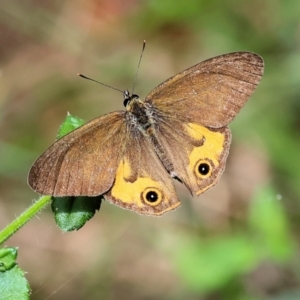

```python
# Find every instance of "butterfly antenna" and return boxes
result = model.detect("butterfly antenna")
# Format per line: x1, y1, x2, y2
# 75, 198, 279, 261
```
77, 73, 124, 94
132, 40, 146, 95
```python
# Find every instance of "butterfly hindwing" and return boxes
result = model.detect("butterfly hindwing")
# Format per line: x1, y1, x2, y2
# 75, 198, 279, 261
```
106, 125, 180, 216
154, 116, 231, 195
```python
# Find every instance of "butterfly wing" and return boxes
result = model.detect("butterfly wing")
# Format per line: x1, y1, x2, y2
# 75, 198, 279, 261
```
144, 52, 264, 195
28, 111, 180, 215
28, 111, 128, 196
145, 52, 264, 128
105, 122, 180, 216
152, 116, 232, 195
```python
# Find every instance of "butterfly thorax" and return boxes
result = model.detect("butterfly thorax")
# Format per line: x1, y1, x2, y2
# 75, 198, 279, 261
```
125, 93, 177, 177
125, 95, 153, 130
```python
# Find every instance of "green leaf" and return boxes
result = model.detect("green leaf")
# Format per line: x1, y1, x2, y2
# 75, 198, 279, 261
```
53, 114, 103, 231
51, 196, 103, 231
0, 247, 17, 272
249, 186, 293, 261
56, 113, 85, 139
0, 248, 30, 300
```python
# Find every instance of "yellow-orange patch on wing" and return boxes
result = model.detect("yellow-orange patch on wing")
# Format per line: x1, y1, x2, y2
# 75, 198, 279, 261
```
184, 123, 226, 194
111, 158, 162, 207
185, 123, 225, 165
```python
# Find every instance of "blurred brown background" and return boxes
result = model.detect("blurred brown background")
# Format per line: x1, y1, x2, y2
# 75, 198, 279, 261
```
1, 0, 300, 299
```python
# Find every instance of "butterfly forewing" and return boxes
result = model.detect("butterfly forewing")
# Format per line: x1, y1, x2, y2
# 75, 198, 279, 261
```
145, 52, 264, 128
28, 111, 127, 196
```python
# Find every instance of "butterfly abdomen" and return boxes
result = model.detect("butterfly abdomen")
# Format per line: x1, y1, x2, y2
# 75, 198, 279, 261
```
127, 97, 176, 177
146, 128, 175, 175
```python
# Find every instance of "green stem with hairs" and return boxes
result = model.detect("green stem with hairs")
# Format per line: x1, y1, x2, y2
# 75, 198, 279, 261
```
0, 195, 52, 245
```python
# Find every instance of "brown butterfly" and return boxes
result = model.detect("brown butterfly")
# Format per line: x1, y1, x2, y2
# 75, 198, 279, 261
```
28, 52, 264, 216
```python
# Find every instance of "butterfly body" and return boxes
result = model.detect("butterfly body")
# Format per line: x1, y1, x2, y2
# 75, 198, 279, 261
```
125, 92, 176, 177
28, 52, 264, 216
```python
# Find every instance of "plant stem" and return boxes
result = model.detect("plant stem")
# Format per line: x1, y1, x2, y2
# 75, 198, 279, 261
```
0, 195, 52, 245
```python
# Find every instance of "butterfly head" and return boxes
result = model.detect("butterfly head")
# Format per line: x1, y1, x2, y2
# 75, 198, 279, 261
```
123, 90, 140, 109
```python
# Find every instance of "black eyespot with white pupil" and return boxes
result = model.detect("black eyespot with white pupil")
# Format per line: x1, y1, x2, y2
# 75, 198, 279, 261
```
198, 163, 210, 175
195, 159, 213, 179
142, 187, 163, 206
146, 191, 158, 202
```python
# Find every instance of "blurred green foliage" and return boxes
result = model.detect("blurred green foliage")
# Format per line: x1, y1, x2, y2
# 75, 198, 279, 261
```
174, 187, 293, 296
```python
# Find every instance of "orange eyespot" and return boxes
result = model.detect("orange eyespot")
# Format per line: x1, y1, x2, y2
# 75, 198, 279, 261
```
195, 159, 213, 179
142, 187, 163, 206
